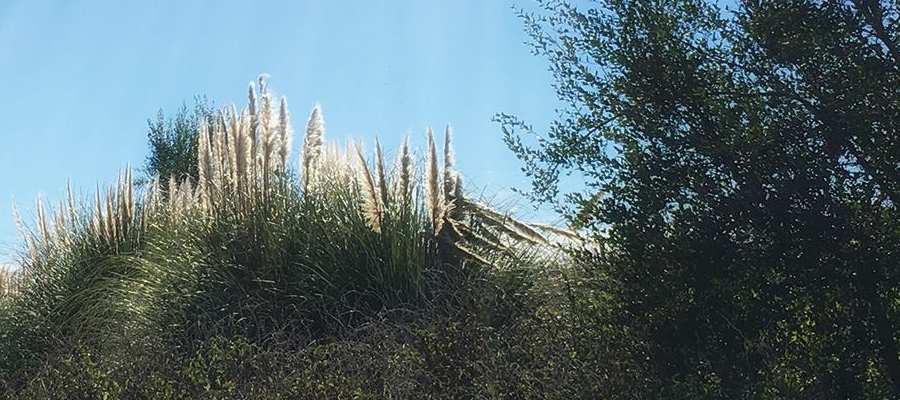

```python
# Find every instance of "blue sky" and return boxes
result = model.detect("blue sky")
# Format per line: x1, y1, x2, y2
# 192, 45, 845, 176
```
0, 1, 559, 262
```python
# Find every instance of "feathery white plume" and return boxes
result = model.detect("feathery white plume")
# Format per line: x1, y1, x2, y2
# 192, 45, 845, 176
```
425, 128, 443, 233
301, 104, 325, 190
392, 136, 414, 203
35, 197, 50, 246
66, 179, 78, 227
197, 123, 210, 204
277, 97, 292, 170
443, 125, 456, 201
374, 138, 389, 212
258, 77, 276, 178
354, 142, 382, 231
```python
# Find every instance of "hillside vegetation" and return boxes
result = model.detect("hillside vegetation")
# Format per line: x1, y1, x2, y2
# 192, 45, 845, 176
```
0, 78, 593, 399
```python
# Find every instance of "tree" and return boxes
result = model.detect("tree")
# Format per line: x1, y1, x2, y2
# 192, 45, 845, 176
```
144, 97, 215, 182
500, 0, 900, 397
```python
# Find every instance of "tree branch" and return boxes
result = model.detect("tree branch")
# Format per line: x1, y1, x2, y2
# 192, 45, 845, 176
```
856, 0, 900, 66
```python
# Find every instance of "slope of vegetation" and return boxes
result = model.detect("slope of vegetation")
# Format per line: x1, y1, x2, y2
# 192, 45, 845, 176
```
0, 78, 590, 399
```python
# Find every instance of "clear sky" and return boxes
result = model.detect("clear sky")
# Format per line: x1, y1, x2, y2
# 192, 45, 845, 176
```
0, 1, 559, 263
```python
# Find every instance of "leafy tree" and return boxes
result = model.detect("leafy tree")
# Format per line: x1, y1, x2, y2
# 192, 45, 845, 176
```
500, 0, 900, 397
144, 97, 215, 182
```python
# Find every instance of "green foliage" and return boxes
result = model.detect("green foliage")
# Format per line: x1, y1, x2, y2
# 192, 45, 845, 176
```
144, 98, 215, 182
134, 174, 440, 348
0, 249, 606, 399
0, 211, 143, 378
0, 196, 586, 398
500, 0, 900, 397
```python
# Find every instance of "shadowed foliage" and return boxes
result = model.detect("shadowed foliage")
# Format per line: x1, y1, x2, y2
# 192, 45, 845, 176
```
499, 0, 900, 397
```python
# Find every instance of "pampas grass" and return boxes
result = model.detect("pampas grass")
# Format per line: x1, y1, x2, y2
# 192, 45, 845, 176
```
277, 98, 292, 169
392, 137, 414, 205
13, 75, 573, 284
374, 139, 389, 215
0, 266, 16, 297
302, 105, 325, 191
354, 142, 382, 231
2, 76, 577, 383
424, 128, 443, 235
14, 75, 571, 280
442, 126, 456, 202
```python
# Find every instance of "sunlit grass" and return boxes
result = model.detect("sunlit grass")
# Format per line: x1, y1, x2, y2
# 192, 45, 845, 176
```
0, 77, 576, 386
